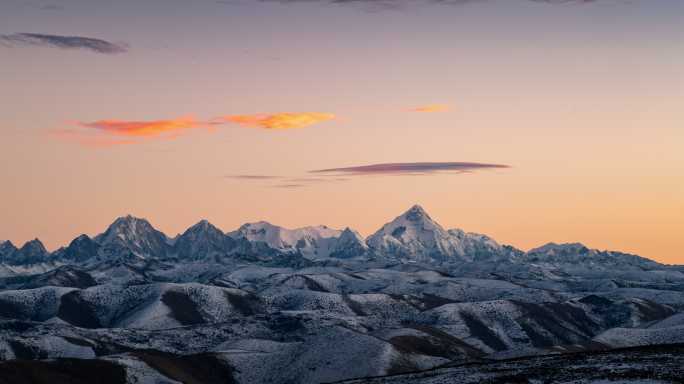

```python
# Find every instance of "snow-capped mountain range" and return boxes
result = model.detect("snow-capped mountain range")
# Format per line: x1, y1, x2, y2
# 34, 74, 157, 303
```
0, 205, 660, 271
1, 205, 683, 383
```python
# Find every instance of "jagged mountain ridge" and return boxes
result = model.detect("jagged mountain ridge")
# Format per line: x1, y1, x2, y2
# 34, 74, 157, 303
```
1, 239, 49, 266
523, 242, 661, 270
0, 205, 668, 272
227, 221, 343, 259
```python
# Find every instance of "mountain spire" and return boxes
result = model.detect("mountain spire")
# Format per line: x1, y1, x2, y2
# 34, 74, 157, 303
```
95, 215, 169, 259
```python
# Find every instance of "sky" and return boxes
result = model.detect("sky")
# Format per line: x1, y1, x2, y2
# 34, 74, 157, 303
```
0, 0, 682, 263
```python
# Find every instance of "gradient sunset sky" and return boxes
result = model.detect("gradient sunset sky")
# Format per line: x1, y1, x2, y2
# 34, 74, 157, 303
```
1, 0, 682, 263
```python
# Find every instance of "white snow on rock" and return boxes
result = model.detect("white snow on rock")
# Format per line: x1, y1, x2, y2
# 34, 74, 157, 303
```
228, 221, 343, 259
367, 205, 504, 263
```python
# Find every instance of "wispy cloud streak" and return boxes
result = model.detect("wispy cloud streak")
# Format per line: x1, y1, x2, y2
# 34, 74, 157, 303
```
272, 184, 306, 188
311, 162, 510, 176
1, 33, 127, 54
79, 117, 206, 137
226, 175, 348, 189
220, 112, 335, 130
410, 104, 450, 113
285, 177, 347, 183
228, 175, 282, 180
54, 116, 211, 147
227, 162, 507, 189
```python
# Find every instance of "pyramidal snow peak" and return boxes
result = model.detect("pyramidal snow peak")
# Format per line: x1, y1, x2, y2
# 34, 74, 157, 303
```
94, 214, 170, 259
366, 204, 475, 262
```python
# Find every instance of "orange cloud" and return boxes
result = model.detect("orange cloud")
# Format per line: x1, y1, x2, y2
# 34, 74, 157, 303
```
410, 104, 449, 113
222, 112, 335, 130
55, 111, 334, 148
80, 116, 205, 137
53, 116, 211, 148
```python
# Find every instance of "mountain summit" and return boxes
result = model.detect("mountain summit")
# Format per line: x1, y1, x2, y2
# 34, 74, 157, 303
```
366, 204, 471, 262
9, 239, 49, 265
228, 222, 343, 259
329, 227, 369, 259
174, 219, 229, 260
0, 240, 17, 262
94, 215, 170, 259
366, 204, 517, 263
